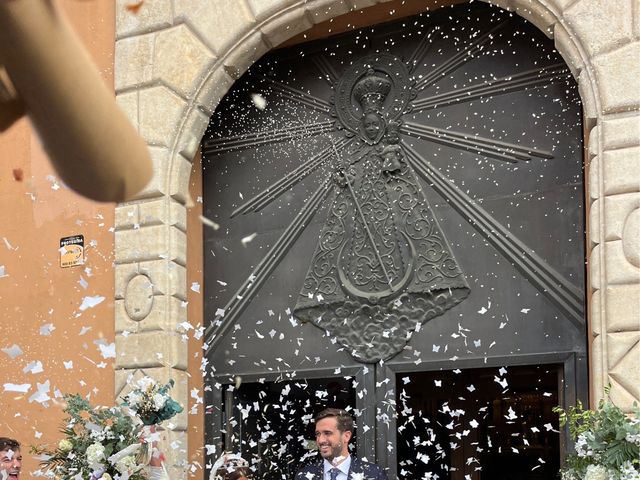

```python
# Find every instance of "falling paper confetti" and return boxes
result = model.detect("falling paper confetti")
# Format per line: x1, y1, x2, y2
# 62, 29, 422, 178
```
1, 344, 23, 359
3, 383, 31, 393
199, 214, 220, 230
241, 233, 257, 245
251, 93, 267, 110
79, 295, 105, 311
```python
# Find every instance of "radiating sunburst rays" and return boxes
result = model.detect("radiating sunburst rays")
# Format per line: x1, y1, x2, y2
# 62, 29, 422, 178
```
203, 21, 583, 352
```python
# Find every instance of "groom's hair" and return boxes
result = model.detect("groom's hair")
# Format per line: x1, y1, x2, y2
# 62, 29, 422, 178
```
315, 408, 354, 434
0, 437, 20, 452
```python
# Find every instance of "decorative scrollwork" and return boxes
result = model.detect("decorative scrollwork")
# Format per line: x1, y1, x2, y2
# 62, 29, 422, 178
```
293, 54, 470, 363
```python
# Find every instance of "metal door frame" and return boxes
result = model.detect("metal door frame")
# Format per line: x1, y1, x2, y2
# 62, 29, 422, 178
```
376, 351, 588, 479
205, 364, 377, 471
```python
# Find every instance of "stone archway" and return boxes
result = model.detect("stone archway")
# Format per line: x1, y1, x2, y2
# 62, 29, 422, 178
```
113, 0, 640, 476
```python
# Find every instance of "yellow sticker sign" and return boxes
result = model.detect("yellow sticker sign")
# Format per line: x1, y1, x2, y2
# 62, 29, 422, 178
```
60, 235, 84, 268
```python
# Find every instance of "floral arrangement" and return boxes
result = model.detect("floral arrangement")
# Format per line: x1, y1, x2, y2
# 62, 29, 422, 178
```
554, 398, 640, 480
121, 377, 183, 426
33, 377, 182, 480
33, 394, 147, 480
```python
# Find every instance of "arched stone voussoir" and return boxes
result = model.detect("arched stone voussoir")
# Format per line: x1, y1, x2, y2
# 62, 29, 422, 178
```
245, 0, 301, 22
563, 0, 634, 59
173, 0, 257, 58
116, 0, 173, 39
490, 0, 558, 38
154, 24, 217, 99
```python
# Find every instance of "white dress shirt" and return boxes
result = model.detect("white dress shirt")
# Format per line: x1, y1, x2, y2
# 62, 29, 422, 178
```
323, 455, 352, 480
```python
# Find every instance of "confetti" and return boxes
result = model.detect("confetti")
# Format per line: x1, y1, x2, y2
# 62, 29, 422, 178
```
251, 93, 267, 110
79, 295, 105, 311
1, 344, 23, 359
3, 383, 30, 393
199, 215, 220, 230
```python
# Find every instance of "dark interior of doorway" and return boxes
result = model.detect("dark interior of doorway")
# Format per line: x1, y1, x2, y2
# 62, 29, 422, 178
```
397, 364, 560, 480
224, 377, 356, 479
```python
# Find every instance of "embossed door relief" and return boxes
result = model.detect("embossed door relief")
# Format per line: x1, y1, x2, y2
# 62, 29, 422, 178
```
203, 4, 583, 364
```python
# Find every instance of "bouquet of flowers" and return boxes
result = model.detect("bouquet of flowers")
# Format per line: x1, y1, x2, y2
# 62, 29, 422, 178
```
121, 377, 183, 426
34, 377, 182, 480
554, 399, 640, 480
33, 394, 148, 480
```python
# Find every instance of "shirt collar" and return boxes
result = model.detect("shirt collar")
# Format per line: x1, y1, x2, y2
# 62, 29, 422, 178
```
323, 455, 351, 476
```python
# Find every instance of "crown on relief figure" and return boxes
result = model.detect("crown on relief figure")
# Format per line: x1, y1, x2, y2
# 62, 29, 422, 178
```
353, 68, 392, 113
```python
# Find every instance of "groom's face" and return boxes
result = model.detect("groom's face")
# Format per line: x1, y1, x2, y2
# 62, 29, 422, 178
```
0, 447, 21, 480
315, 417, 351, 462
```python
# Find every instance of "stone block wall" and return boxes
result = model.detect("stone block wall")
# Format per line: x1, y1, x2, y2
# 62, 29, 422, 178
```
113, 0, 640, 476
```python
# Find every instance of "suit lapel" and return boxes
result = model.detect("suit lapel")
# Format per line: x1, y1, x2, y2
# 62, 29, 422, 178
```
348, 457, 363, 477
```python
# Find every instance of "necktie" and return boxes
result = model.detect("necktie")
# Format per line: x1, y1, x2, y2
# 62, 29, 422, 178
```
330, 468, 340, 480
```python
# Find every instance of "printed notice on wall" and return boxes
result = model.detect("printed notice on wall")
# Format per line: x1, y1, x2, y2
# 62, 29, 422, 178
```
60, 235, 84, 268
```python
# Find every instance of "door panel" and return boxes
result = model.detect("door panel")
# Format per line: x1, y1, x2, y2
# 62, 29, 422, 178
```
203, 3, 586, 476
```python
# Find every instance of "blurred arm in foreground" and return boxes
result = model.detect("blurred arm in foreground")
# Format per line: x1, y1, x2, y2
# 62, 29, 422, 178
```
0, 0, 152, 202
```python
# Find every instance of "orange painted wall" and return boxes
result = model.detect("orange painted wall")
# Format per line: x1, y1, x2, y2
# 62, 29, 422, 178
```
0, 0, 116, 475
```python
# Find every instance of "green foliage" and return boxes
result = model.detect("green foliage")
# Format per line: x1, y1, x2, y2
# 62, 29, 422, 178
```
554, 396, 640, 479
33, 377, 181, 480
34, 394, 147, 480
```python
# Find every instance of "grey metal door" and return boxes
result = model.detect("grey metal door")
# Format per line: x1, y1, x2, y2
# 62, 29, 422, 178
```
202, 3, 586, 478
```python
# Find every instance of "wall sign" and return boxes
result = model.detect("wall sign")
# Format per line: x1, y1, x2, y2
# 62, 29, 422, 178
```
60, 234, 84, 268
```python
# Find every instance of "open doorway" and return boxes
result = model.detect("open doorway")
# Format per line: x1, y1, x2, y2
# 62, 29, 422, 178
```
222, 376, 357, 479
397, 365, 561, 479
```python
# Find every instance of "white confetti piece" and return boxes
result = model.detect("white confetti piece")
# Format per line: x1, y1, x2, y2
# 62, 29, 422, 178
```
3, 383, 31, 393
28, 380, 51, 404
504, 406, 518, 420
241, 233, 257, 245
251, 93, 267, 110
0, 265, 7, 278
190, 282, 201, 293
199, 215, 220, 231
1, 344, 23, 359
39, 323, 55, 336
494, 376, 508, 389
63, 361, 74, 370
2, 237, 15, 250
23, 361, 44, 374
79, 295, 105, 311
98, 342, 116, 359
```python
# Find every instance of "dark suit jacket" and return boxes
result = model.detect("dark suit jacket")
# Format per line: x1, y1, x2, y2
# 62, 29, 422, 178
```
295, 456, 389, 480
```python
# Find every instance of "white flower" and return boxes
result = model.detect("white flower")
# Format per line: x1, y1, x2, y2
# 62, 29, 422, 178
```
58, 439, 73, 452
152, 392, 167, 410
115, 455, 140, 474
585, 464, 608, 480
575, 432, 594, 457
100, 474, 113, 480
561, 470, 580, 480
86, 443, 106, 469
625, 432, 640, 447
126, 391, 143, 408
135, 376, 157, 391
618, 461, 640, 480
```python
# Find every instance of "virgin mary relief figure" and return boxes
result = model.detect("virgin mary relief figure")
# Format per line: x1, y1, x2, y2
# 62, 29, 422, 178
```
294, 54, 470, 362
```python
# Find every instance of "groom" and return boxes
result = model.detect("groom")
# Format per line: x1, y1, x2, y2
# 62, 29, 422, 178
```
295, 408, 388, 480
0, 437, 21, 480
